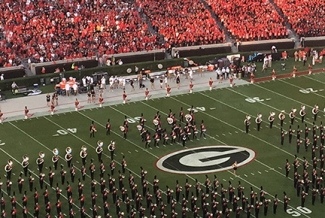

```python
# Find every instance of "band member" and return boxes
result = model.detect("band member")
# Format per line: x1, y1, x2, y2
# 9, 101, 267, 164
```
288, 126, 294, 144
60, 164, 66, 185
144, 132, 151, 148
300, 105, 306, 123
189, 81, 194, 93
244, 115, 251, 134
80, 146, 87, 166
50, 101, 55, 115
96, 140, 104, 162
36, 152, 45, 173
285, 159, 290, 177
70, 164, 76, 183
90, 121, 96, 138
121, 156, 127, 174
200, 120, 206, 138
256, 113, 262, 131
209, 78, 213, 91
289, 108, 296, 125
48, 167, 55, 187
81, 165, 86, 181
98, 94, 104, 107
268, 112, 275, 128
272, 69, 276, 80
65, 147, 73, 168
281, 128, 285, 145
145, 88, 150, 100
123, 91, 128, 104
106, 119, 111, 135
312, 105, 319, 121
22, 155, 29, 176
75, 98, 80, 111
108, 140, 116, 160
4, 160, 13, 182
278, 110, 285, 127
166, 85, 171, 97
52, 148, 59, 170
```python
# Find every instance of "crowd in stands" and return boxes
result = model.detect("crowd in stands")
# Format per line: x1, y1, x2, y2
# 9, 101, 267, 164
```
0, 0, 161, 67
207, 0, 288, 41
0, 0, 324, 68
275, 0, 325, 37
137, 0, 225, 47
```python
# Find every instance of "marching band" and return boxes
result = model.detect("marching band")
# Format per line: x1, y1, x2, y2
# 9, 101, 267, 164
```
80, 146, 88, 166
52, 148, 59, 170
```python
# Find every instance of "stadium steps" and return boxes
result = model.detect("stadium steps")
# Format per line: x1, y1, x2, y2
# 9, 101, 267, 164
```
269, 0, 301, 48
201, 0, 233, 43
16, 56, 33, 76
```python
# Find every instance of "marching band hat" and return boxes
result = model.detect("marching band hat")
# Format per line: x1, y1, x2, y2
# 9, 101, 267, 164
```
108, 119, 110, 122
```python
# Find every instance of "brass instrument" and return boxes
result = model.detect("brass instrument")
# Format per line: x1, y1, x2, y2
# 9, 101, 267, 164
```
22, 155, 29, 168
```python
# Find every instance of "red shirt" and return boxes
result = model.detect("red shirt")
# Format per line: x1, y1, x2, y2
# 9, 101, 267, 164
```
123, 93, 127, 100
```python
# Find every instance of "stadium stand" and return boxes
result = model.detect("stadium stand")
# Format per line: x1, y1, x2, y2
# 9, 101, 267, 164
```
137, 0, 225, 47
0, 0, 161, 66
275, 0, 325, 37
206, 0, 288, 41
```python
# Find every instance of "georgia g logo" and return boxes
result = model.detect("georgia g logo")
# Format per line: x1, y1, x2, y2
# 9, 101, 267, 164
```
156, 145, 256, 174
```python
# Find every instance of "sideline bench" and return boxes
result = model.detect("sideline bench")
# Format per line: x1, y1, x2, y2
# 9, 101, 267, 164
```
13, 86, 33, 96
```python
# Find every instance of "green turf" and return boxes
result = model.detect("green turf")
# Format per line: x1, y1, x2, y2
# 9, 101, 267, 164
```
1, 73, 325, 217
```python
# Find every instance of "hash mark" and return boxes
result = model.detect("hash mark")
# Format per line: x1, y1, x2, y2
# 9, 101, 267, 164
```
235, 131, 238, 134
223, 179, 226, 182
128, 151, 131, 154
244, 174, 248, 177
222, 133, 226, 136
230, 177, 234, 180
258, 171, 262, 174
251, 173, 254, 176
135, 150, 138, 152
216, 135, 219, 137
278, 167, 282, 170
265, 170, 269, 172
228, 132, 232, 135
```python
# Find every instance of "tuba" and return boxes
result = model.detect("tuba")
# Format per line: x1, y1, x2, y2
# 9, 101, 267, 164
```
108, 141, 115, 151
185, 114, 192, 122
278, 111, 285, 120
36, 152, 45, 165
289, 109, 296, 119
119, 126, 125, 132
255, 114, 262, 124
5, 159, 13, 172
312, 105, 319, 115
52, 148, 59, 163
96, 140, 103, 154
80, 146, 87, 158
137, 125, 143, 131
167, 117, 173, 125
65, 147, 72, 161
300, 109, 306, 116
22, 155, 29, 168
244, 115, 251, 124
268, 112, 275, 122
153, 119, 159, 126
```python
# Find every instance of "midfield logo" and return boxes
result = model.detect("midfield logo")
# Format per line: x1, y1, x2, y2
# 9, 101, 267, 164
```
156, 146, 256, 174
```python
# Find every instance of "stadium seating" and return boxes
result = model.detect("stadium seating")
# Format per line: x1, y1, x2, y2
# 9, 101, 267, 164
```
206, 0, 288, 41
0, 0, 161, 66
275, 0, 325, 37
0, 0, 324, 67
136, 0, 226, 47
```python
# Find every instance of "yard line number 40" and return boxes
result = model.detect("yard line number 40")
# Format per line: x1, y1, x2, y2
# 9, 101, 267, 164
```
57, 128, 77, 135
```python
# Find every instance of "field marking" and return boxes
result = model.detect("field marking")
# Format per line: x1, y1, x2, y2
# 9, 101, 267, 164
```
139, 99, 305, 215
251, 173, 254, 176
258, 171, 262, 174
253, 83, 314, 109
280, 79, 325, 100
208, 87, 320, 164
0, 147, 91, 218
244, 174, 248, 177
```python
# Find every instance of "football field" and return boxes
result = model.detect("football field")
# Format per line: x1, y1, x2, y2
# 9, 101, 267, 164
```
1, 73, 325, 218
